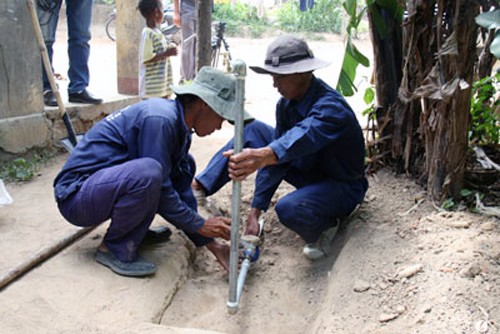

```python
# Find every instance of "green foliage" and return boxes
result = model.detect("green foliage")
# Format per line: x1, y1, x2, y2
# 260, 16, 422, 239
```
336, 0, 404, 96
335, 0, 373, 96
275, 0, 343, 33
1, 158, 36, 182
469, 72, 500, 145
441, 189, 484, 212
213, 2, 267, 37
0, 149, 56, 182
475, 9, 500, 58
336, 36, 370, 96
441, 197, 456, 210
364, 0, 403, 38
362, 85, 376, 117
96, 0, 115, 5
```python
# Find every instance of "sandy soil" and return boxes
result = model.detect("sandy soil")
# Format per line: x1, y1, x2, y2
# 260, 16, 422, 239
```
0, 7, 499, 333
160, 146, 500, 334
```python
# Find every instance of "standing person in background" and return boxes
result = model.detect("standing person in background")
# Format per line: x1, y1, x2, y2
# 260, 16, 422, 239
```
36, 0, 102, 106
138, 0, 178, 99
172, 0, 196, 83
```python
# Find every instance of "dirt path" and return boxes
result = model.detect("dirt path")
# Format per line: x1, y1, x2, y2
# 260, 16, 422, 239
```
157, 159, 499, 333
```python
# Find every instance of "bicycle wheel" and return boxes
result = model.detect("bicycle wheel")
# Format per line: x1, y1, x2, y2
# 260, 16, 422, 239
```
105, 14, 116, 42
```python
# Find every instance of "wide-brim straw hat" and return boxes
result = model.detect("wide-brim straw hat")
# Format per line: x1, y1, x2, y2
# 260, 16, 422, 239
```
249, 35, 331, 75
172, 66, 253, 122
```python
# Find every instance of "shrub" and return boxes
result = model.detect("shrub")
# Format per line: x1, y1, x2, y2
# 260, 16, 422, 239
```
469, 72, 500, 145
213, 2, 268, 37
275, 0, 343, 33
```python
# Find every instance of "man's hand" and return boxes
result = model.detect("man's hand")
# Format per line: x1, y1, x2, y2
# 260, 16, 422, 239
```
244, 207, 262, 236
197, 216, 231, 240
222, 147, 277, 181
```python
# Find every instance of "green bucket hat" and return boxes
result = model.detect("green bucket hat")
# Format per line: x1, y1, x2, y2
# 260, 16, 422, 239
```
172, 66, 253, 122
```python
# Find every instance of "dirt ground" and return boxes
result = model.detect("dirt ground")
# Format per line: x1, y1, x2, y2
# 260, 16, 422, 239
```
1, 141, 498, 334
1, 6, 499, 333
162, 145, 500, 334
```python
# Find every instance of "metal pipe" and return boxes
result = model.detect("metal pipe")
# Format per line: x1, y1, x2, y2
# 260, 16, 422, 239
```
227, 60, 246, 314
235, 220, 263, 303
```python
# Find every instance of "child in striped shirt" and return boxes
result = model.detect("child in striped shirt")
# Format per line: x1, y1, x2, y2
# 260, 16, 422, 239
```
138, 0, 178, 99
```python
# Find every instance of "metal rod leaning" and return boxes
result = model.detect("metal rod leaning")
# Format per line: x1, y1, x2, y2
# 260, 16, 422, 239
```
227, 60, 246, 314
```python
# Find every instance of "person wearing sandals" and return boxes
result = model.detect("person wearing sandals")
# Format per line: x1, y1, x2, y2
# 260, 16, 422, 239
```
53, 67, 252, 277
192, 35, 368, 260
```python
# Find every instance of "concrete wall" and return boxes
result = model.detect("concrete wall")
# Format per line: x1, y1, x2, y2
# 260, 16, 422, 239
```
0, 0, 48, 154
116, 0, 143, 95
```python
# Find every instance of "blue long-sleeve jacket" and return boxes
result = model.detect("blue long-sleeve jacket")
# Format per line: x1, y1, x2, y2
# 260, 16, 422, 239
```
252, 76, 367, 210
53, 97, 205, 233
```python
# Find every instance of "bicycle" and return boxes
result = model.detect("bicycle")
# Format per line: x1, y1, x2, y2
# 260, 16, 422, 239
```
105, 7, 116, 41
105, 4, 177, 42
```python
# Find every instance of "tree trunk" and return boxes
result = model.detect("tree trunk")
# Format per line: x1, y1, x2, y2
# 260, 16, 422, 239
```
387, 0, 478, 201
367, 2, 403, 167
196, 0, 212, 70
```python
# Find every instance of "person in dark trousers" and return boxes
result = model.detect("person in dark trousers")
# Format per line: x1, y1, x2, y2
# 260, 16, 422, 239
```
173, 0, 196, 83
192, 35, 368, 260
53, 67, 253, 277
36, 0, 102, 106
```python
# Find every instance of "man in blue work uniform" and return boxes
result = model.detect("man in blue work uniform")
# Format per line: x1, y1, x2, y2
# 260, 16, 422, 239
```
192, 35, 368, 260
53, 67, 252, 277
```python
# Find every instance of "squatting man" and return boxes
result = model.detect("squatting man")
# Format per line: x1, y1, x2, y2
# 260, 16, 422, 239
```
53, 67, 253, 277
193, 35, 368, 260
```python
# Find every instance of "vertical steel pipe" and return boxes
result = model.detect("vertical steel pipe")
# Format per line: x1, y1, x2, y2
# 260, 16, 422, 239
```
227, 60, 246, 314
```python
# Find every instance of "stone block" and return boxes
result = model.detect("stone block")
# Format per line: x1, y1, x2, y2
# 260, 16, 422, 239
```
0, 114, 50, 154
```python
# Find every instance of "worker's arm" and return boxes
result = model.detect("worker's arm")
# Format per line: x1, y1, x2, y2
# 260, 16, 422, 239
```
198, 216, 231, 240
222, 146, 278, 181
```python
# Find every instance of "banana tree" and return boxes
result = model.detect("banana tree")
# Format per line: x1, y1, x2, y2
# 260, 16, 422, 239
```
338, 0, 486, 201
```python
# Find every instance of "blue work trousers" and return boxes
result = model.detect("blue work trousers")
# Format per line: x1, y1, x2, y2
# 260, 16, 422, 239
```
36, 0, 92, 93
57, 158, 162, 262
58, 156, 211, 262
196, 120, 367, 244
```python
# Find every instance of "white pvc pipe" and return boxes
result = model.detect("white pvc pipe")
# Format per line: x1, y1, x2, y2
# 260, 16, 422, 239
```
236, 259, 251, 303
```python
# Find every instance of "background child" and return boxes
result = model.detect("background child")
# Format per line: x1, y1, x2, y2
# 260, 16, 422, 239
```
138, 0, 178, 99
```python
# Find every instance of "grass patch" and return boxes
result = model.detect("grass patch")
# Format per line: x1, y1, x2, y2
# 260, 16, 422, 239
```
1, 148, 58, 182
